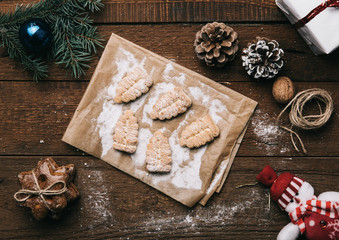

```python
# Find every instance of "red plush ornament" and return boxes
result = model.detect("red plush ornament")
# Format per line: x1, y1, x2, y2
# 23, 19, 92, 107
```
257, 165, 295, 202
256, 165, 277, 186
256, 165, 339, 240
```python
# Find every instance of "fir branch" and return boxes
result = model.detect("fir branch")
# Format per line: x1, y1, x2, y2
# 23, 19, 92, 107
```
82, 0, 105, 12
74, 25, 104, 53
0, 1, 58, 27
0, 26, 48, 81
0, 0, 104, 81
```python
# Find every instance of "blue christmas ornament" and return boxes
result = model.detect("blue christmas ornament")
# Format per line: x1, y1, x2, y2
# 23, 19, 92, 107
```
19, 19, 52, 53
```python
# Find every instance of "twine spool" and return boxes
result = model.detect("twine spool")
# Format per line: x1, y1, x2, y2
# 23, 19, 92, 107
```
276, 88, 333, 154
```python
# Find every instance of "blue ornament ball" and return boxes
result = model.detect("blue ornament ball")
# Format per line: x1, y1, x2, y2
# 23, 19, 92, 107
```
19, 18, 52, 53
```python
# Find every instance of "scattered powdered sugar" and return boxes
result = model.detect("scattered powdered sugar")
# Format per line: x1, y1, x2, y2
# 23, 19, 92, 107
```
175, 73, 186, 85
95, 47, 150, 158
97, 101, 122, 157
150, 111, 206, 190
139, 189, 262, 232
188, 87, 210, 105
80, 170, 113, 229
164, 62, 174, 75
209, 99, 227, 124
251, 109, 284, 153
188, 84, 229, 124
129, 92, 149, 113
252, 109, 281, 141
205, 158, 229, 195
170, 139, 206, 190
164, 63, 186, 85
280, 147, 289, 154
131, 128, 153, 167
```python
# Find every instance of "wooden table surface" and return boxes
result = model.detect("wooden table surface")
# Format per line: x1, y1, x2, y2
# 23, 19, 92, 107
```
1, 1, 339, 239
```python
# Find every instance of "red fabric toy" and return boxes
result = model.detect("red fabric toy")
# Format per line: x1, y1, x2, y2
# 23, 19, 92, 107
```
257, 165, 339, 240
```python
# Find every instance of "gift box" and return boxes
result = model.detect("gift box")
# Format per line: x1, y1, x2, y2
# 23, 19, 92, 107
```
275, 0, 339, 55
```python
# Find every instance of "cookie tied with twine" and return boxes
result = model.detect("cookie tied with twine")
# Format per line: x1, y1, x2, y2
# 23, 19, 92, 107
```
14, 157, 80, 220
276, 88, 333, 153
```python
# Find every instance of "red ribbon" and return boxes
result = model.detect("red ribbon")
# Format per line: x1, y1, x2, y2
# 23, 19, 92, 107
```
294, 0, 339, 28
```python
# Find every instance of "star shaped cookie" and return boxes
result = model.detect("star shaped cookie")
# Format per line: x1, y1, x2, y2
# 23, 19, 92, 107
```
15, 157, 79, 220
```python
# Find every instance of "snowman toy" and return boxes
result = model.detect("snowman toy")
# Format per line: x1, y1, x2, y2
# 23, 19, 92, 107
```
257, 165, 339, 240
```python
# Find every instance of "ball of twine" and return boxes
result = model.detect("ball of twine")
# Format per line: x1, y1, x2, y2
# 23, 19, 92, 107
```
276, 88, 333, 153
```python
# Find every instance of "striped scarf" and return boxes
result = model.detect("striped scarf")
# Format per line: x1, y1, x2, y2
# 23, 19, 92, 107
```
289, 197, 339, 234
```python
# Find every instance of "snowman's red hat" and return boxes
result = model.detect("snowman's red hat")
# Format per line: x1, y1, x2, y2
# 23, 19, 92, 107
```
256, 165, 304, 210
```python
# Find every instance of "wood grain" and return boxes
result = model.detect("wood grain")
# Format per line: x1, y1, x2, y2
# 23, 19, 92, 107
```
1, 156, 338, 239
0, 81, 338, 157
0, 25, 339, 82
0, 0, 285, 23
0, 1, 338, 239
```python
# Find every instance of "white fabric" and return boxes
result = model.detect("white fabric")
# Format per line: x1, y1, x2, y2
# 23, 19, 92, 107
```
276, 0, 339, 54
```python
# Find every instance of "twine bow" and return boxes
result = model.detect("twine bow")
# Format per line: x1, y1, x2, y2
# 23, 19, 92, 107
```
14, 171, 68, 212
294, 0, 339, 28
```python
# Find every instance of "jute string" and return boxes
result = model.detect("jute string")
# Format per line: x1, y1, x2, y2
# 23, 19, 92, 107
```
14, 171, 67, 212
276, 88, 333, 154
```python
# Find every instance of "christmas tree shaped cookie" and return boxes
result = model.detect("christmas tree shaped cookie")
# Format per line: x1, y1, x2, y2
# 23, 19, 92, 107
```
113, 110, 139, 153
179, 114, 220, 148
150, 87, 192, 120
146, 130, 172, 173
114, 67, 153, 103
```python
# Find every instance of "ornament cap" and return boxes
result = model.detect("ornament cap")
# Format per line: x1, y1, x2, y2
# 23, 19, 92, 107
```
257, 165, 300, 204
256, 165, 278, 187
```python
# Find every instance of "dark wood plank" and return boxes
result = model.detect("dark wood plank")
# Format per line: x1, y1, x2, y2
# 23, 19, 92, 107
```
0, 0, 286, 23
1, 156, 338, 239
0, 81, 338, 157
0, 25, 339, 82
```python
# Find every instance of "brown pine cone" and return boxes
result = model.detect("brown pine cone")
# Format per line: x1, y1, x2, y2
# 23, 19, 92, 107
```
194, 22, 239, 67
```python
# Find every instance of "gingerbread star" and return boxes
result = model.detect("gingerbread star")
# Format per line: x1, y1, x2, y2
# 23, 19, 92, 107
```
14, 157, 79, 220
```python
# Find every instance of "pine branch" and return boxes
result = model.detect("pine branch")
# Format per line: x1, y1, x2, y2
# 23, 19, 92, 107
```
82, 0, 105, 12
0, 25, 48, 81
0, 0, 104, 81
55, 31, 92, 79
0, 1, 59, 27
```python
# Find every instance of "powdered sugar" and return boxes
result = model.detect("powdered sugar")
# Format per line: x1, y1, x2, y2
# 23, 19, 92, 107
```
150, 110, 206, 190
164, 63, 174, 75
188, 87, 210, 105
131, 128, 152, 167
251, 109, 284, 153
205, 158, 229, 195
209, 99, 227, 124
139, 189, 262, 232
95, 47, 150, 158
188, 84, 229, 124
80, 170, 113, 229
169, 138, 206, 190
164, 63, 186, 85
96, 101, 122, 157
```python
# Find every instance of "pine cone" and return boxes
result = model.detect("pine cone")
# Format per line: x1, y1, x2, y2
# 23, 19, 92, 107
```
241, 37, 284, 80
194, 22, 239, 67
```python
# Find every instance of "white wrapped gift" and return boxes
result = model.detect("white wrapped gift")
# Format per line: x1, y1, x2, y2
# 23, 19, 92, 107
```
276, 0, 339, 55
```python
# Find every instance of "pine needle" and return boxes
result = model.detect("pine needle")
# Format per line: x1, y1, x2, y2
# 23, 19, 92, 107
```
0, 0, 104, 81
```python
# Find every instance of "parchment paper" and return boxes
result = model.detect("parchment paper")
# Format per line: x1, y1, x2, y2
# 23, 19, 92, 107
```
62, 33, 257, 207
